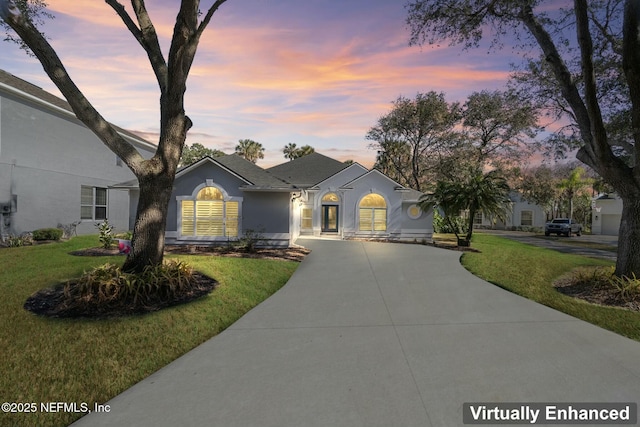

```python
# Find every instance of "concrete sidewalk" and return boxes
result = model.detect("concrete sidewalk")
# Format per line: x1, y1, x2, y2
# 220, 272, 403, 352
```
73, 239, 640, 427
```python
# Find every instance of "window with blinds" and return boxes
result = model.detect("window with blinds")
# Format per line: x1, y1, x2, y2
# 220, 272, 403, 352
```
180, 187, 239, 237
521, 210, 533, 226
81, 186, 107, 220
301, 208, 312, 229
359, 194, 386, 232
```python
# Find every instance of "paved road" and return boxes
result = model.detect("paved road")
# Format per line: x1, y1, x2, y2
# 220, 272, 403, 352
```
72, 238, 640, 427
478, 230, 618, 261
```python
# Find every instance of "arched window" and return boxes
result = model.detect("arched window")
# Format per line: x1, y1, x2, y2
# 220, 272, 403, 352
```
322, 192, 339, 203
181, 186, 239, 237
359, 193, 386, 232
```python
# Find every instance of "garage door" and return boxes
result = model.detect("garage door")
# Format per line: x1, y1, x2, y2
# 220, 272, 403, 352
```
601, 214, 621, 235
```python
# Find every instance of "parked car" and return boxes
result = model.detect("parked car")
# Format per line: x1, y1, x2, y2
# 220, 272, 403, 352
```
545, 218, 583, 237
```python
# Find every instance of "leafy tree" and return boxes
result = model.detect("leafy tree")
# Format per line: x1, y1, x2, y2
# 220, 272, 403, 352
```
282, 143, 314, 160
1, 0, 229, 273
461, 90, 540, 170
518, 165, 559, 220
558, 166, 594, 221
418, 168, 511, 246
406, 0, 640, 277
367, 92, 460, 191
179, 142, 225, 167
234, 138, 264, 163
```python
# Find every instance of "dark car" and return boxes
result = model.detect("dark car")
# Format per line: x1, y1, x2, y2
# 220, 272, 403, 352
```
545, 218, 582, 237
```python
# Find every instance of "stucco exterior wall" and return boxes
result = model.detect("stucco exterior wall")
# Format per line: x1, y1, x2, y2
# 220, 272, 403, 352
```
0, 91, 154, 236
167, 162, 247, 233
166, 161, 292, 246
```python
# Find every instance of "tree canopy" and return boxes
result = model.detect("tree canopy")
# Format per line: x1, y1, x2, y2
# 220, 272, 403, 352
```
179, 142, 225, 167
234, 138, 264, 163
406, 0, 640, 277
368, 89, 538, 191
1, 0, 229, 273
283, 143, 315, 160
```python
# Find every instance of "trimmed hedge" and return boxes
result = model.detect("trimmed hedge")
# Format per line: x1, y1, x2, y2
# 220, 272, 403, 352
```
32, 228, 63, 241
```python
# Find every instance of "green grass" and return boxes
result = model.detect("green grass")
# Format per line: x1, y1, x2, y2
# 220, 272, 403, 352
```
0, 236, 299, 427
461, 233, 640, 341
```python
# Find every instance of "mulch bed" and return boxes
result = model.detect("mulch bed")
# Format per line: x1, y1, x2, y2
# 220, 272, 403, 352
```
163, 245, 311, 262
554, 274, 640, 312
69, 245, 311, 262
28, 245, 310, 319
24, 272, 217, 319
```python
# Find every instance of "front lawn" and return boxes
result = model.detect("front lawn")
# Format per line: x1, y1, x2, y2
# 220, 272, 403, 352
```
461, 233, 640, 341
0, 236, 299, 427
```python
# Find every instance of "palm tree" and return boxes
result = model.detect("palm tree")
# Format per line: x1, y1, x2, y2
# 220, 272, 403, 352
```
235, 139, 265, 163
283, 143, 315, 160
296, 144, 315, 158
283, 143, 298, 160
558, 167, 593, 221
419, 168, 511, 246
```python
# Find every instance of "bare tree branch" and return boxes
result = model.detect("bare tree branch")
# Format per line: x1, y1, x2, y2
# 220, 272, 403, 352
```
196, 0, 228, 38
105, 0, 168, 93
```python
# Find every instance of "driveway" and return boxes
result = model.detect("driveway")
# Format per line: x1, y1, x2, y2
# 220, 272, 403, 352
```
479, 229, 618, 261
73, 238, 640, 427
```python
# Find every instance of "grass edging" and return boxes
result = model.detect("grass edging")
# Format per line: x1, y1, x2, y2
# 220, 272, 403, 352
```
460, 233, 640, 341
0, 236, 300, 427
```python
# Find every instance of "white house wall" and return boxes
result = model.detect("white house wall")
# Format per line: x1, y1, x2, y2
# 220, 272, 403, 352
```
0, 92, 154, 236
592, 195, 623, 235
343, 172, 432, 240
308, 164, 368, 236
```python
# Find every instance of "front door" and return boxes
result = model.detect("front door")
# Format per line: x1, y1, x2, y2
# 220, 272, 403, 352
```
321, 205, 338, 232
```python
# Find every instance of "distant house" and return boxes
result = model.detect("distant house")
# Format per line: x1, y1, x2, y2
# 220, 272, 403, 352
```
161, 152, 433, 247
473, 192, 547, 230
591, 193, 622, 235
0, 69, 155, 238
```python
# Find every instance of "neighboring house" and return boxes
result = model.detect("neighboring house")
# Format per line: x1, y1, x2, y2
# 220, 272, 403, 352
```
474, 192, 547, 230
160, 152, 433, 247
0, 69, 155, 238
591, 193, 622, 235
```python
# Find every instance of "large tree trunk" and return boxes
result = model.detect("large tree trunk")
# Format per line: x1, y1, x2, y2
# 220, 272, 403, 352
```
616, 194, 640, 278
122, 173, 174, 273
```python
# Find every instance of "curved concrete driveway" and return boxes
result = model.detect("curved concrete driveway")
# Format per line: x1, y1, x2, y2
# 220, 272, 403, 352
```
74, 239, 640, 427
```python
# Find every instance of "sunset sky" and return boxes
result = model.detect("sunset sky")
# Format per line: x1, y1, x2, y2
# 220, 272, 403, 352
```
2, 0, 523, 167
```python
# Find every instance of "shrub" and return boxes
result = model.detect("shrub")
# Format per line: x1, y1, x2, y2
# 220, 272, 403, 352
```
433, 211, 466, 234
49, 260, 212, 317
235, 228, 266, 253
3, 234, 24, 247
95, 220, 115, 249
32, 228, 63, 241
114, 231, 133, 240
565, 266, 640, 303
610, 273, 640, 302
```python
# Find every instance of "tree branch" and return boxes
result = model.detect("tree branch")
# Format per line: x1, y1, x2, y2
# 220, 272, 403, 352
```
0, 1, 146, 173
518, 4, 597, 165
105, 0, 168, 93
196, 0, 228, 38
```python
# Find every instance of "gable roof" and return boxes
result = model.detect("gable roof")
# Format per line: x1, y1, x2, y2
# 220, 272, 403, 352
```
174, 154, 293, 190
0, 69, 155, 150
215, 154, 292, 188
267, 152, 348, 187
308, 162, 369, 190
340, 168, 424, 202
